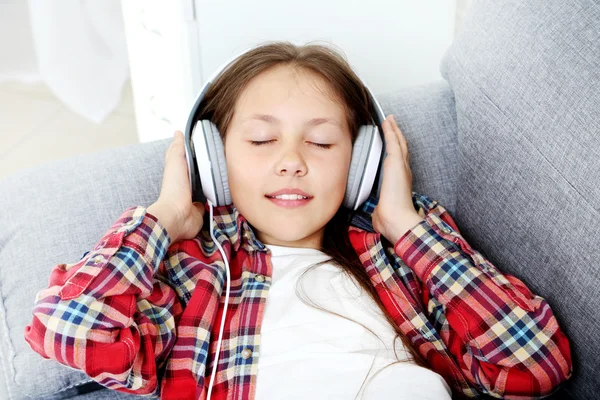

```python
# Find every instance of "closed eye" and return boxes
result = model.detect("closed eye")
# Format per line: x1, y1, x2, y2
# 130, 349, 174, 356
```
249, 140, 276, 146
249, 140, 331, 149
311, 143, 332, 149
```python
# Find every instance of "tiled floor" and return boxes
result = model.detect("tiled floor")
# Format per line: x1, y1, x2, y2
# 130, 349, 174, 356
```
0, 80, 139, 181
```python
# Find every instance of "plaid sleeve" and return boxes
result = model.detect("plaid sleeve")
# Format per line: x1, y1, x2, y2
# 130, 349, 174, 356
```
393, 194, 573, 399
23, 206, 183, 396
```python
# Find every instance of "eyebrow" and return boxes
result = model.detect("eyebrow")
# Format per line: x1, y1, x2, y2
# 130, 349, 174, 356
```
245, 114, 342, 128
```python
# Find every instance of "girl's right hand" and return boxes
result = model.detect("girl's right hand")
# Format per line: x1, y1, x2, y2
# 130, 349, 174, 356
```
148, 130, 206, 243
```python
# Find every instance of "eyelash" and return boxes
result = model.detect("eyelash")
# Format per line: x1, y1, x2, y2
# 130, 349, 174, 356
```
249, 140, 331, 149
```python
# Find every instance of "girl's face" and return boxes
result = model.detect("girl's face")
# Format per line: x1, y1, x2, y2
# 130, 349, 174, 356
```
224, 64, 353, 249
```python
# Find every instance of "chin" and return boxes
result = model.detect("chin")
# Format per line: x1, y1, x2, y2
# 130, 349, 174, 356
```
255, 219, 319, 245
260, 225, 311, 242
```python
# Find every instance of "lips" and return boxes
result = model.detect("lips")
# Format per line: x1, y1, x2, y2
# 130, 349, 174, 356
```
265, 188, 313, 198
266, 195, 312, 208
265, 188, 313, 208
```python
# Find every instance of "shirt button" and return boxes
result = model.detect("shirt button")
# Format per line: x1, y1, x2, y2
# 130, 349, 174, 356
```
92, 255, 103, 264
440, 223, 452, 234
241, 348, 253, 359
419, 327, 432, 339
255, 275, 265, 283
118, 220, 136, 232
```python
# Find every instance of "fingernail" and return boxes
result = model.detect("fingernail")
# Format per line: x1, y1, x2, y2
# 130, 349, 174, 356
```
391, 115, 396, 123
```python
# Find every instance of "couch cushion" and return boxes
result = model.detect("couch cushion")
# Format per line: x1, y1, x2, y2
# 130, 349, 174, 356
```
0, 81, 460, 399
0, 140, 169, 399
440, 1, 600, 398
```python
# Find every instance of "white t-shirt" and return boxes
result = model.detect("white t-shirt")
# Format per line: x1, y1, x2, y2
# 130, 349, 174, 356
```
254, 244, 452, 400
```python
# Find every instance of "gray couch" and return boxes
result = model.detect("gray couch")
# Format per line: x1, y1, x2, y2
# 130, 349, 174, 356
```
1, 1, 598, 399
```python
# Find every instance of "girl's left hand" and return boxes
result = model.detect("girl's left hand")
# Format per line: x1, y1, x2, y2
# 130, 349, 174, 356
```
372, 114, 424, 244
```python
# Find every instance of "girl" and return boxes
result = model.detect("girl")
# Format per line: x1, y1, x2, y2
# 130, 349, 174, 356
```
24, 42, 572, 400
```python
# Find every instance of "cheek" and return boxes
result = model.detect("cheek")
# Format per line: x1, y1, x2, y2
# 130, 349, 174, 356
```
311, 151, 351, 204
330, 150, 352, 185
226, 151, 263, 196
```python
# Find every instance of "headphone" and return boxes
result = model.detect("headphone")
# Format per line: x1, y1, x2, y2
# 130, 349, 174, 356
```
180, 43, 388, 398
183, 44, 388, 212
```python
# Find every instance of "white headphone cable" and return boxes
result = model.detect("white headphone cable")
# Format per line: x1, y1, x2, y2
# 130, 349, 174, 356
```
205, 199, 230, 400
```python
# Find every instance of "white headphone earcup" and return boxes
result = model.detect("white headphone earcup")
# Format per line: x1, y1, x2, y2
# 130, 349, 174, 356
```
201, 119, 231, 206
344, 124, 377, 210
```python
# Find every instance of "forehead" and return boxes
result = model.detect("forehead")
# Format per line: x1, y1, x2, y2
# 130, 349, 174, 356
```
234, 64, 346, 121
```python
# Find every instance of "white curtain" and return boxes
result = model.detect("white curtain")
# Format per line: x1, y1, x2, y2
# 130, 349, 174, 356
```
0, 0, 129, 123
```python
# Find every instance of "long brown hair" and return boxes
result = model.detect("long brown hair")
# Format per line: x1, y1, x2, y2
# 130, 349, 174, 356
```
198, 41, 431, 398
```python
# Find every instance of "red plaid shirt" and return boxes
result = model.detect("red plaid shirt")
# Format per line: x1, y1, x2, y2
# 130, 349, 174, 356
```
24, 192, 572, 399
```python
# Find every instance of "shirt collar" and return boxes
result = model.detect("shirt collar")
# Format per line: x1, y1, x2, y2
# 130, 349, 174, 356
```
208, 203, 267, 254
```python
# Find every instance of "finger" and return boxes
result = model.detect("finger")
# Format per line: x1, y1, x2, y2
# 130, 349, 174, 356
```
382, 116, 401, 156
166, 132, 178, 158
169, 132, 186, 157
389, 115, 410, 162
169, 131, 182, 149
389, 116, 406, 145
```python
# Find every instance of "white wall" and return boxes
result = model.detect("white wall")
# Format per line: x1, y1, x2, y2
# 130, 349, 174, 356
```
193, 0, 457, 97
1, 0, 459, 143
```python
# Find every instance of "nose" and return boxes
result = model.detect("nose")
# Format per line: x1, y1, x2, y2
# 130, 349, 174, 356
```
275, 146, 307, 177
